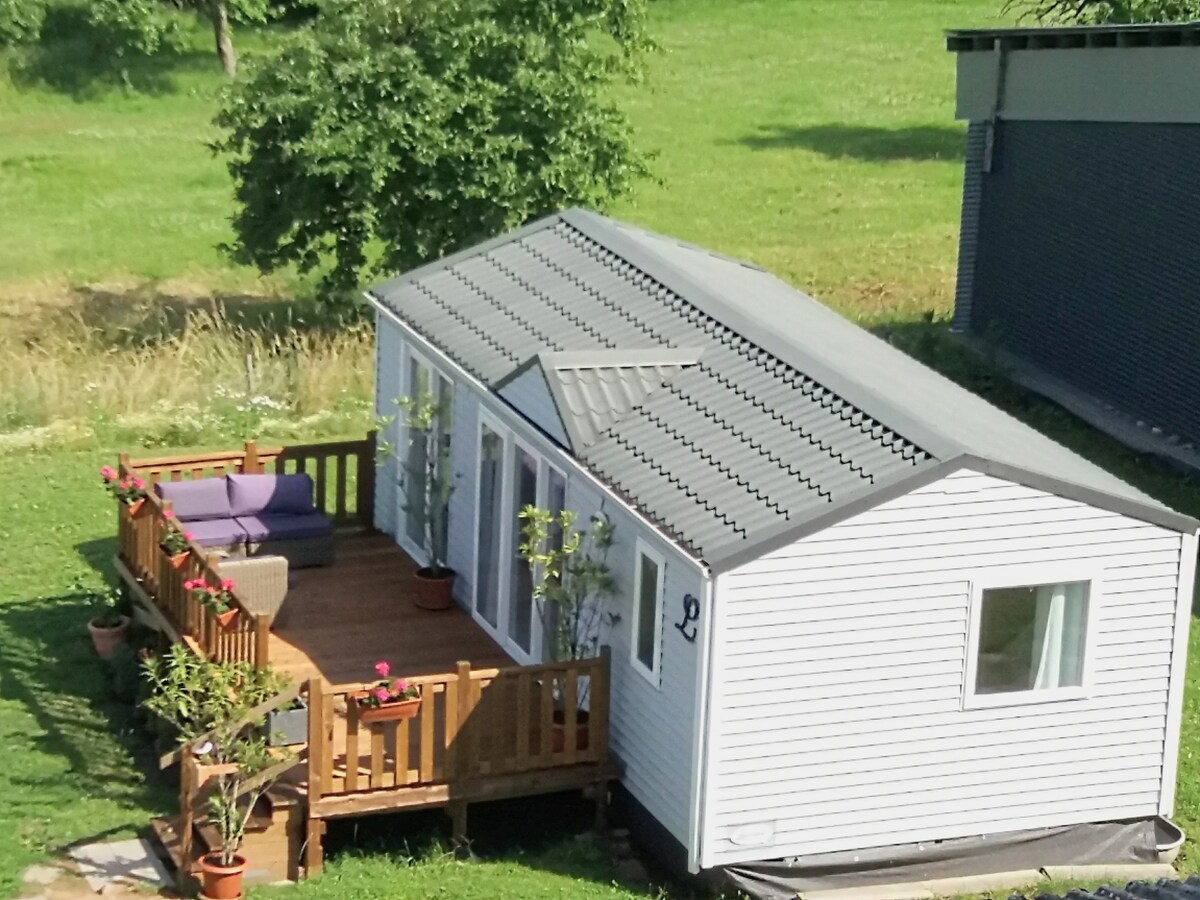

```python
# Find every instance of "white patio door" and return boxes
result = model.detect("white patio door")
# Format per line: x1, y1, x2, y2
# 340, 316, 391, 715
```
396, 349, 452, 566
472, 412, 565, 664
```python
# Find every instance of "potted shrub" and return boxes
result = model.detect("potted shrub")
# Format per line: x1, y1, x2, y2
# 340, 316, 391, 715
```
142, 646, 292, 900
518, 508, 617, 752
159, 513, 195, 569
87, 585, 131, 660
393, 392, 457, 610
185, 578, 240, 629
100, 465, 148, 516
354, 661, 421, 724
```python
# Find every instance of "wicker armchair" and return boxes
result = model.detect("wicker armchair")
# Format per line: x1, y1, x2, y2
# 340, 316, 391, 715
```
216, 555, 289, 624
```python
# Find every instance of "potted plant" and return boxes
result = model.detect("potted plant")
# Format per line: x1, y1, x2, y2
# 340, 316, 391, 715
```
265, 695, 308, 747
395, 392, 456, 610
354, 661, 421, 724
518, 507, 617, 752
87, 585, 131, 660
142, 646, 292, 900
159, 512, 195, 569
100, 465, 148, 516
185, 578, 240, 629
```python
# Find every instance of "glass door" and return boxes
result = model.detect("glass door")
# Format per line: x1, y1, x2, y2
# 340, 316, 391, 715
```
400, 353, 452, 562
507, 446, 539, 658
474, 423, 504, 628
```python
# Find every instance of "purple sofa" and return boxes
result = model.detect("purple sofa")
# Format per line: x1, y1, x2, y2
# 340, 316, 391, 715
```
156, 473, 335, 568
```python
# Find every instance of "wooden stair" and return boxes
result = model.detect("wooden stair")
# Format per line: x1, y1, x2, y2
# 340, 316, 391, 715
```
151, 785, 306, 887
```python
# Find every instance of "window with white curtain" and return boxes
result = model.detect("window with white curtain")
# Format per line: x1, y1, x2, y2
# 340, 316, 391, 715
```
967, 575, 1093, 707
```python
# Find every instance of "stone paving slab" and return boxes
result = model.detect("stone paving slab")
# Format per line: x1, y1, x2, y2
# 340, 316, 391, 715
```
67, 838, 172, 894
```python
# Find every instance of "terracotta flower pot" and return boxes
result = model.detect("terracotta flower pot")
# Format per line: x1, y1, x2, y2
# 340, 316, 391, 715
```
126, 497, 146, 517
357, 697, 422, 724
552, 709, 590, 754
413, 567, 455, 611
214, 608, 239, 629
165, 550, 190, 570
199, 852, 246, 900
88, 616, 130, 660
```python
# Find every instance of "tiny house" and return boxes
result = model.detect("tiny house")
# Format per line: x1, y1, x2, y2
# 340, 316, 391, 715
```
367, 209, 1197, 892
948, 22, 1200, 470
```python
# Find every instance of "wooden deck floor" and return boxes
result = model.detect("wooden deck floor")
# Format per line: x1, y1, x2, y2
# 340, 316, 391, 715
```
269, 533, 513, 685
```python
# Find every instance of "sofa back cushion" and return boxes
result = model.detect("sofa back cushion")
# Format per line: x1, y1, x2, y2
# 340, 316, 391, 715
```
156, 477, 232, 521
228, 473, 317, 517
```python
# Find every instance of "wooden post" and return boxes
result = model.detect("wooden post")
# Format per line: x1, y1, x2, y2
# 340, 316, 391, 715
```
305, 679, 325, 878
244, 440, 260, 474
254, 615, 271, 669
593, 647, 611, 765
449, 800, 469, 857
180, 747, 195, 871
358, 430, 377, 530
454, 661, 471, 778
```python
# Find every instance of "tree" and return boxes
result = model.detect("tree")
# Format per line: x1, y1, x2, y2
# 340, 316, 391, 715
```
1007, 0, 1200, 22
214, 0, 653, 304
89, 0, 271, 77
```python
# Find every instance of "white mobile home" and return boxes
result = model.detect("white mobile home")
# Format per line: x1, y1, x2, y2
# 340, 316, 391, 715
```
367, 209, 1197, 894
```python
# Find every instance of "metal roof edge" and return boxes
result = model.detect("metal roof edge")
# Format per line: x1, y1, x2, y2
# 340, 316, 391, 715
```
561, 209, 963, 463
491, 355, 540, 392
539, 360, 583, 453
539, 348, 705, 369
369, 213, 565, 302
706, 459, 964, 574
958, 455, 1200, 535
946, 21, 1200, 52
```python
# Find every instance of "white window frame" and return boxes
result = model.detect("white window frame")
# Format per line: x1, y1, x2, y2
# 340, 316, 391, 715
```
395, 344, 453, 566
469, 405, 567, 666
631, 538, 666, 687
963, 563, 1102, 710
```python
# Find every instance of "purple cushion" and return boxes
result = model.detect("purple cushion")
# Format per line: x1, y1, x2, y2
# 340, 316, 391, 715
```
228, 473, 317, 517
184, 518, 248, 548
235, 513, 334, 543
156, 478, 232, 521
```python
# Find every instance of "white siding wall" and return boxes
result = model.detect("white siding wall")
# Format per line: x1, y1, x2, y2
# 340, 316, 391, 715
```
379, 327, 704, 849
567, 478, 705, 847
374, 316, 402, 536
497, 364, 569, 448
701, 469, 1186, 868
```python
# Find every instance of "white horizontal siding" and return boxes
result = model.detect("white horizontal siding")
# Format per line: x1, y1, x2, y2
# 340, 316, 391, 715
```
374, 316, 401, 537
701, 470, 1185, 868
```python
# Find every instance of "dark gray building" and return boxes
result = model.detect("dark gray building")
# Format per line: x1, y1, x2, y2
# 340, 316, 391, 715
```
948, 23, 1200, 465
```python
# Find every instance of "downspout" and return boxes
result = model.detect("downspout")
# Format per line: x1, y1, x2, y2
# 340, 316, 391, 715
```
686, 569, 718, 873
982, 38, 1010, 174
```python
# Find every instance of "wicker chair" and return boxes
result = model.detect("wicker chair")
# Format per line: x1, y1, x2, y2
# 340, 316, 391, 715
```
216, 555, 290, 624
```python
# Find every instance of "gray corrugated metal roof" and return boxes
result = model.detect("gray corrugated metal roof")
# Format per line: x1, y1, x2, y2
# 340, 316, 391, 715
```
947, 22, 1200, 53
370, 209, 1195, 570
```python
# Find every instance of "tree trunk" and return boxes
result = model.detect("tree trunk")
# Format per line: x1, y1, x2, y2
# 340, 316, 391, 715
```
209, 0, 237, 78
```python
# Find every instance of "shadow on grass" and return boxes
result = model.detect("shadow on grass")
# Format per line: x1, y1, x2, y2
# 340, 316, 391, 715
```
0, 592, 174, 844
739, 123, 965, 162
7, 6, 214, 100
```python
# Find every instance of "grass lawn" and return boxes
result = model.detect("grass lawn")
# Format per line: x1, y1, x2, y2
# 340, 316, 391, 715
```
4, 1, 1200, 899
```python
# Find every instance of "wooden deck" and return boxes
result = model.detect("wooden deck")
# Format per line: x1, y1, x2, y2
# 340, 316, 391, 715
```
270, 533, 514, 685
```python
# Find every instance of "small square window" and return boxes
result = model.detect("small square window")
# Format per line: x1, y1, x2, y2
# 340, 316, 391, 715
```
970, 579, 1090, 703
631, 540, 664, 685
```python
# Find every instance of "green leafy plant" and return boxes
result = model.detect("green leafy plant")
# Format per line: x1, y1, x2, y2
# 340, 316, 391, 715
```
518, 507, 618, 680
394, 392, 454, 576
142, 645, 293, 865
214, 0, 653, 305
90, 585, 129, 628
100, 464, 147, 505
1005, 0, 1200, 22
185, 577, 236, 614
0, 0, 45, 46
356, 660, 420, 710
159, 510, 195, 555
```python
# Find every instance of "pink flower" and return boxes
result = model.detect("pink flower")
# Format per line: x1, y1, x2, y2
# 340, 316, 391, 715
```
163, 509, 175, 519
374, 687, 390, 702
184, 532, 196, 541
100, 466, 116, 479
183, 579, 197, 590
220, 579, 235, 591
134, 477, 145, 489
395, 680, 408, 693
374, 661, 390, 678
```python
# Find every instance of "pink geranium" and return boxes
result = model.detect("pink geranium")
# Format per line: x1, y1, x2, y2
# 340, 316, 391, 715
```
100, 467, 148, 505
357, 661, 420, 710
186, 578, 236, 615
374, 661, 390, 678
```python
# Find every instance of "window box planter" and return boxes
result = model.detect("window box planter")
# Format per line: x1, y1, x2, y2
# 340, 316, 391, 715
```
266, 701, 309, 747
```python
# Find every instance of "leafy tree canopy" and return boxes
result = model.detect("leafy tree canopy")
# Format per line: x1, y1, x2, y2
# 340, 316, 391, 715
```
214, 0, 654, 305
0, 0, 46, 46
1009, 0, 1200, 22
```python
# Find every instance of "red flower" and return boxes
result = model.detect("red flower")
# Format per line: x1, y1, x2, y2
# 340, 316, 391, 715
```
374, 661, 390, 678
374, 687, 390, 702
133, 477, 145, 489
163, 509, 175, 519
184, 532, 195, 541
100, 465, 116, 480
395, 679, 408, 693
220, 579, 235, 591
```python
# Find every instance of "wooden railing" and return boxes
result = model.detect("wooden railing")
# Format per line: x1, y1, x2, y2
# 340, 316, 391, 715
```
122, 432, 377, 528
116, 475, 269, 667
305, 652, 611, 815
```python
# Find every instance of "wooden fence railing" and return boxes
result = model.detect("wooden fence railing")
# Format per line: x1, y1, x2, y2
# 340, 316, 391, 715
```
116, 473, 269, 667
305, 651, 611, 811
122, 432, 377, 528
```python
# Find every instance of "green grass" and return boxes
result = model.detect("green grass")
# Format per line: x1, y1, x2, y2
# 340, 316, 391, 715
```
5, 1, 1200, 899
